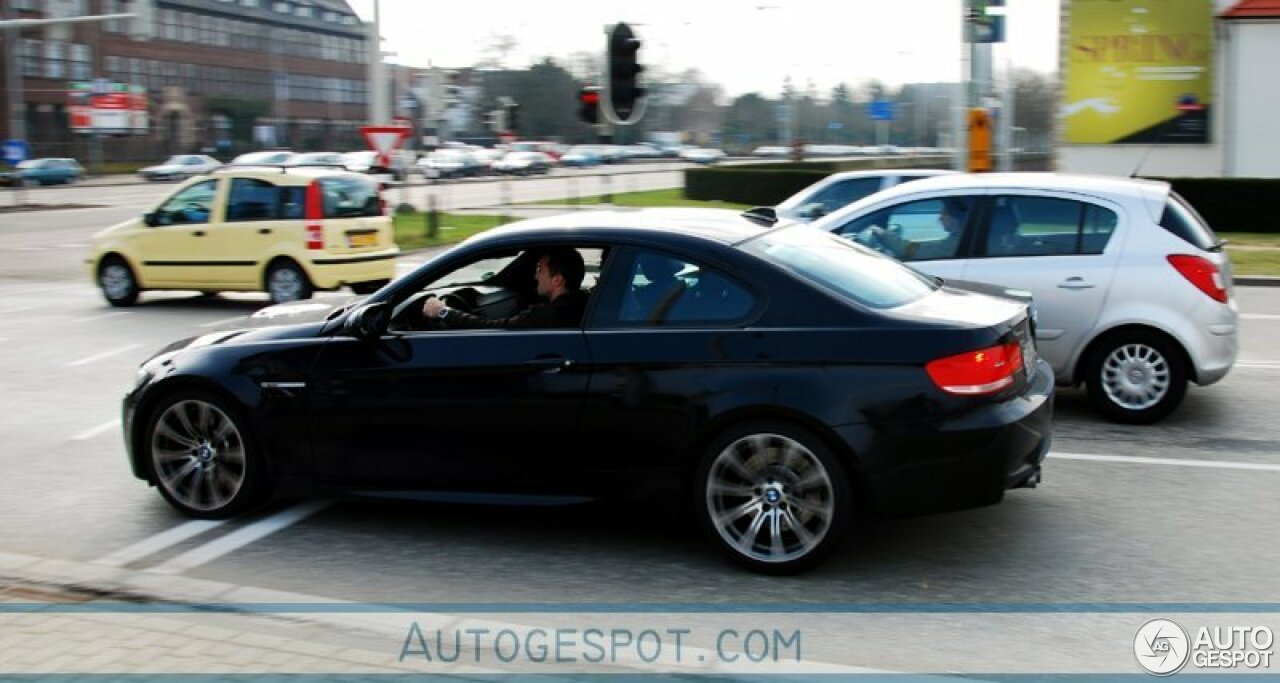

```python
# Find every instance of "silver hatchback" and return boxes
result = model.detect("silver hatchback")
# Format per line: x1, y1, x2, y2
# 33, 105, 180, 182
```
811, 173, 1238, 423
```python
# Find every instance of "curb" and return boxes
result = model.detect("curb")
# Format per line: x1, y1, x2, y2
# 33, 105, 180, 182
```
1235, 276, 1280, 287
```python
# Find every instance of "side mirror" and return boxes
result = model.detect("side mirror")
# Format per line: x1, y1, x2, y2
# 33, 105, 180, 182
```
345, 302, 390, 340
741, 206, 777, 226
143, 212, 159, 227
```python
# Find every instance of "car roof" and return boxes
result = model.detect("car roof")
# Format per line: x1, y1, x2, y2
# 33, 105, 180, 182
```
463, 208, 772, 248
813, 172, 1173, 226
210, 167, 366, 184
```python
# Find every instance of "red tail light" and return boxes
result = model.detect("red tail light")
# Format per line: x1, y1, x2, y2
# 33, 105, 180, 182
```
926, 342, 1023, 396
305, 180, 324, 250
1167, 254, 1227, 303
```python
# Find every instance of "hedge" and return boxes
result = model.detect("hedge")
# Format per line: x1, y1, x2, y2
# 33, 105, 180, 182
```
1145, 177, 1280, 234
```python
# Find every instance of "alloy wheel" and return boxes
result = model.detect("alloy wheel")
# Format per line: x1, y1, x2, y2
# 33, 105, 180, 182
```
1100, 342, 1170, 411
151, 399, 247, 513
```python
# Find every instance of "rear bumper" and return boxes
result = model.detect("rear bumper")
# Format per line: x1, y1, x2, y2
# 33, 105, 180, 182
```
845, 359, 1055, 517
306, 249, 399, 289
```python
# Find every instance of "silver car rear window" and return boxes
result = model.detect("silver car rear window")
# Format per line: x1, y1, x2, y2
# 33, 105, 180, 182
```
1159, 193, 1219, 251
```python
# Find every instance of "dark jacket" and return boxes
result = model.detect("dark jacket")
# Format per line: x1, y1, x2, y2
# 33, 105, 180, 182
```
442, 289, 588, 330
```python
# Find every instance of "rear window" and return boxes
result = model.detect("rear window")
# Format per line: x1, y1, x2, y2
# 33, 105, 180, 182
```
317, 176, 381, 218
1159, 193, 1218, 251
740, 225, 938, 309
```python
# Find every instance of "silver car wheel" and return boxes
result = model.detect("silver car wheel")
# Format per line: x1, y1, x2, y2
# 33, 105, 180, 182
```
1101, 343, 1170, 411
100, 263, 135, 301
151, 400, 247, 513
267, 265, 305, 302
706, 434, 835, 565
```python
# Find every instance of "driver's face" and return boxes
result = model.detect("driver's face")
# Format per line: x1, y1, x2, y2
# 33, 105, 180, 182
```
534, 255, 556, 297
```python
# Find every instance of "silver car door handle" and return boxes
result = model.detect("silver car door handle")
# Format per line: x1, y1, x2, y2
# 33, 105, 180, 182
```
1058, 277, 1095, 290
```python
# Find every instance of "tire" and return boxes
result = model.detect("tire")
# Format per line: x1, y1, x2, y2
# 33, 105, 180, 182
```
1085, 330, 1188, 424
694, 421, 853, 574
144, 389, 267, 518
265, 260, 313, 304
99, 256, 140, 307
350, 280, 390, 296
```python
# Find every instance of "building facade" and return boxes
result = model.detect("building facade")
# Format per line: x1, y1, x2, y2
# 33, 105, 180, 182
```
1, 0, 371, 161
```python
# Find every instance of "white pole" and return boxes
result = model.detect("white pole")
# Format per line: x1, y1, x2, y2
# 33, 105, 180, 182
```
368, 0, 388, 125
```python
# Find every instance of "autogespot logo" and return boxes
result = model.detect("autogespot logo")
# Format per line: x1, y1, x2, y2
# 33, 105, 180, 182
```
1135, 618, 1191, 676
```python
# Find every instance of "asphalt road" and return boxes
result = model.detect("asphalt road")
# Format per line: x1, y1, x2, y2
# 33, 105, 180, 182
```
2, 197, 1278, 673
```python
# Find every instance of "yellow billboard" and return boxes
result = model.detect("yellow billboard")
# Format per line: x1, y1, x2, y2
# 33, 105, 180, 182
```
1063, 0, 1214, 144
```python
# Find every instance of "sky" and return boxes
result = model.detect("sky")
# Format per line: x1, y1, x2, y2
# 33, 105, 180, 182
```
346, 0, 1062, 97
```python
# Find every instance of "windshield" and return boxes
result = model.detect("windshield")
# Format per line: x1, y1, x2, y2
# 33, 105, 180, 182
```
740, 225, 938, 309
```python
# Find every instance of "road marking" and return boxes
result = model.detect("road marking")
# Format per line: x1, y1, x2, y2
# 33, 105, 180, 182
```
71, 418, 120, 442
1051, 451, 1280, 472
93, 520, 229, 568
1240, 314, 1280, 320
79, 311, 131, 323
66, 343, 143, 367
146, 501, 330, 575
12, 247, 48, 251
197, 315, 246, 328
0, 304, 38, 315
1237, 361, 1280, 370
58, 243, 88, 248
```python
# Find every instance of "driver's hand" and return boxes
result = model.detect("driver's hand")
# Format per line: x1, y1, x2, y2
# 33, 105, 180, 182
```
422, 296, 446, 319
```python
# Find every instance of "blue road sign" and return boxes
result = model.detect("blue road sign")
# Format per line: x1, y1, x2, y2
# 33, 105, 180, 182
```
868, 101, 895, 121
3, 139, 29, 167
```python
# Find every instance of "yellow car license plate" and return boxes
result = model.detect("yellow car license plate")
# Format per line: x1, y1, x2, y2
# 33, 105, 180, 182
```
347, 232, 377, 248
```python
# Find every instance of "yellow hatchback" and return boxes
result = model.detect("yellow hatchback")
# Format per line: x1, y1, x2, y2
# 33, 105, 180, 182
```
88, 167, 399, 306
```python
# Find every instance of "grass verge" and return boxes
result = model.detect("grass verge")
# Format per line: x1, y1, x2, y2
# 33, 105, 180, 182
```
393, 212, 513, 251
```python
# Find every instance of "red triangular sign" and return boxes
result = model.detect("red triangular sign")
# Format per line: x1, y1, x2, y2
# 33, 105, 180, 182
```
360, 125, 411, 168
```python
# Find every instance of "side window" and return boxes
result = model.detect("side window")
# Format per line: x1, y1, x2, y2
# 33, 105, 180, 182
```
155, 179, 217, 225
796, 178, 881, 219
982, 196, 1118, 258
225, 178, 281, 221
839, 196, 975, 262
606, 250, 756, 326
279, 186, 305, 219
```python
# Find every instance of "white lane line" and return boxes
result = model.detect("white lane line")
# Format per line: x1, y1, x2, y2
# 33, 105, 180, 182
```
12, 247, 48, 252
93, 520, 229, 568
71, 418, 120, 442
79, 311, 131, 323
0, 304, 39, 315
58, 243, 88, 248
65, 343, 143, 367
197, 315, 247, 328
1051, 451, 1280, 472
1240, 313, 1280, 320
1237, 361, 1280, 370
146, 501, 331, 575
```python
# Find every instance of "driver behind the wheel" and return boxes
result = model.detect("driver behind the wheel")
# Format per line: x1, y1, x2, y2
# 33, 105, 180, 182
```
422, 247, 588, 329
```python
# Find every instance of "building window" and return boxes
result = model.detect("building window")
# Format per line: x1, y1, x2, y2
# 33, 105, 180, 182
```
44, 41, 66, 80
341, 15, 355, 25
323, 11, 336, 21
70, 44, 93, 81
274, 1, 290, 12
295, 5, 312, 18
21, 39, 42, 78
242, 0, 259, 6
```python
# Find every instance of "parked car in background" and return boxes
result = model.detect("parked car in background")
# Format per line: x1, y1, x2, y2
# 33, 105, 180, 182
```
558, 145, 603, 167
137, 155, 222, 181
679, 147, 726, 164
774, 169, 955, 222
230, 150, 295, 166
0, 158, 85, 186
813, 173, 1237, 423
508, 140, 565, 161
470, 147, 504, 174
491, 151, 554, 175
341, 150, 416, 180
418, 149, 485, 178
121, 208, 1051, 573
88, 167, 397, 306
286, 152, 347, 168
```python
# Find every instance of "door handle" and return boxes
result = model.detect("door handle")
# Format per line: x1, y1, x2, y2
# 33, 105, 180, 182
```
525, 356, 573, 371
192, 230, 206, 237
1057, 277, 1094, 290
258, 228, 272, 235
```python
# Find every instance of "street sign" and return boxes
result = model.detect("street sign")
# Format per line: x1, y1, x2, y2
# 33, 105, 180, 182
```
360, 125, 411, 168
3, 139, 29, 167
868, 101, 895, 121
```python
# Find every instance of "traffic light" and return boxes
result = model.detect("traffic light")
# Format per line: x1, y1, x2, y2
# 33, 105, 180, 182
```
968, 108, 993, 172
606, 22, 644, 123
578, 86, 600, 125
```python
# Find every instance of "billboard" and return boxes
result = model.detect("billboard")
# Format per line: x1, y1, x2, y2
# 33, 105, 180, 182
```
68, 81, 149, 135
1062, 0, 1213, 144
